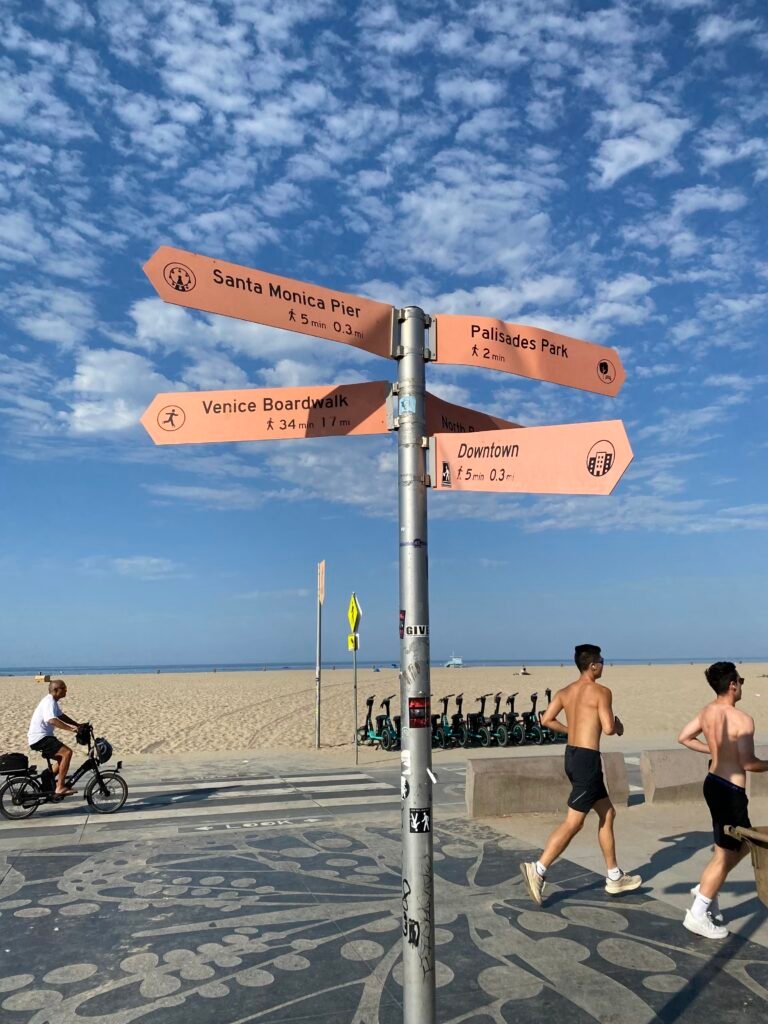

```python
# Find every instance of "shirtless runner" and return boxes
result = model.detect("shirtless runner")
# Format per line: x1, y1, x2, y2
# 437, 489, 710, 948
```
678, 661, 768, 939
520, 644, 642, 905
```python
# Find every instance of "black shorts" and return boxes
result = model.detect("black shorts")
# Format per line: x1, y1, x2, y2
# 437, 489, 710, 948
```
564, 745, 609, 813
30, 736, 65, 758
703, 773, 751, 850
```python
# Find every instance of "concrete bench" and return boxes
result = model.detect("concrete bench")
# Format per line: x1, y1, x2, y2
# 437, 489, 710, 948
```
640, 749, 710, 803
640, 746, 768, 803
466, 751, 629, 818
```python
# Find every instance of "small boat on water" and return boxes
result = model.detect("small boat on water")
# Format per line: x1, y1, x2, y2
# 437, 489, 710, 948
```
444, 654, 463, 668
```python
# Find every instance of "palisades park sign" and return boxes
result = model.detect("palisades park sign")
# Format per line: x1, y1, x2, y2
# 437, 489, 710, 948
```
142, 246, 633, 495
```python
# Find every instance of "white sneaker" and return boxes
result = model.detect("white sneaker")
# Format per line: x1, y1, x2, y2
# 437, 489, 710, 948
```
605, 871, 642, 895
683, 909, 729, 939
690, 885, 724, 924
520, 862, 545, 905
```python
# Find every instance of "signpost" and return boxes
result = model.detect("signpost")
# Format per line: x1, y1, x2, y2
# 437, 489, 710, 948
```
141, 382, 391, 445
433, 313, 626, 396
141, 244, 635, 1024
431, 420, 633, 496
315, 561, 325, 751
144, 246, 394, 359
348, 593, 362, 766
424, 391, 518, 436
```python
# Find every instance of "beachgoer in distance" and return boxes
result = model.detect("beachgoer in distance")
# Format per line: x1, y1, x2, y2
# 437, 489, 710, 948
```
677, 661, 768, 939
519, 644, 641, 904
28, 679, 81, 797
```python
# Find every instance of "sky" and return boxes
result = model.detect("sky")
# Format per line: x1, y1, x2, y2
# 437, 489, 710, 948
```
0, 0, 767, 668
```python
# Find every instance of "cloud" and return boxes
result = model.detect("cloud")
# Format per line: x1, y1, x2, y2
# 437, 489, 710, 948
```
62, 349, 178, 435
80, 555, 186, 580
591, 99, 691, 188
696, 14, 760, 45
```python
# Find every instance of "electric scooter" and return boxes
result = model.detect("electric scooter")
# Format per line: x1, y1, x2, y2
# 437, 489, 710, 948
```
431, 694, 456, 749
520, 692, 544, 745
482, 692, 511, 747
457, 693, 494, 747
357, 695, 400, 751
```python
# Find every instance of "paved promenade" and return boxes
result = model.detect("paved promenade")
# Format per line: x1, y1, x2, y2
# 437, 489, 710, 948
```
1, 754, 767, 1023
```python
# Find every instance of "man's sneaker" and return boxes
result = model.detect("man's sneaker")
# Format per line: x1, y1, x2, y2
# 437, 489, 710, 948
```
683, 909, 728, 939
520, 862, 545, 905
605, 871, 642, 895
690, 885, 724, 924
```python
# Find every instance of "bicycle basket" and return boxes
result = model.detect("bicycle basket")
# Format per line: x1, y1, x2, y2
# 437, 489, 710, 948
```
75, 724, 91, 746
94, 738, 113, 764
0, 752, 28, 774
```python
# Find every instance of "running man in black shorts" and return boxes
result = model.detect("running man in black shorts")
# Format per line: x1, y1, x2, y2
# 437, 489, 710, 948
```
678, 662, 768, 939
520, 644, 641, 905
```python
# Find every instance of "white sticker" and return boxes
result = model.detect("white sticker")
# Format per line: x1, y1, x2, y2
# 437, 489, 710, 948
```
401, 749, 411, 775
404, 624, 429, 637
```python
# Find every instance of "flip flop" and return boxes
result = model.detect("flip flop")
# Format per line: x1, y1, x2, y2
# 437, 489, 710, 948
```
53, 788, 77, 799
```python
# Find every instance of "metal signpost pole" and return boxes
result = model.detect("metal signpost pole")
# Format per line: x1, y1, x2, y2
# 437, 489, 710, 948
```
396, 306, 436, 1024
353, 642, 359, 767
315, 580, 322, 751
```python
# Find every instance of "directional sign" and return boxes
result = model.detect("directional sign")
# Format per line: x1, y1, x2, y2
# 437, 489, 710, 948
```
317, 560, 326, 606
347, 593, 362, 633
424, 391, 519, 436
140, 381, 391, 446
431, 420, 633, 495
433, 314, 625, 397
144, 246, 394, 359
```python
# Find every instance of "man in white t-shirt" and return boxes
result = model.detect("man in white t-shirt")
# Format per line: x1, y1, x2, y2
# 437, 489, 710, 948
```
28, 679, 81, 797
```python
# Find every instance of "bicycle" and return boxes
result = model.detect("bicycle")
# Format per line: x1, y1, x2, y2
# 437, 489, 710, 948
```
0, 724, 127, 820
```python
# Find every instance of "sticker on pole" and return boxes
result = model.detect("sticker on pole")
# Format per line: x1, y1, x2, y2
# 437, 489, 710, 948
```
144, 246, 394, 359
409, 808, 431, 833
408, 697, 430, 728
433, 313, 625, 397
431, 420, 633, 496
141, 382, 390, 446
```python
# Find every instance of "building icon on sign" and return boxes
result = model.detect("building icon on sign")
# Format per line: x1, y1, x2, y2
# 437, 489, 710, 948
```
586, 441, 615, 477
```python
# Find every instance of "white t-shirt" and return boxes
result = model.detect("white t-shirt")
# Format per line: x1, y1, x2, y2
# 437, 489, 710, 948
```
28, 694, 63, 745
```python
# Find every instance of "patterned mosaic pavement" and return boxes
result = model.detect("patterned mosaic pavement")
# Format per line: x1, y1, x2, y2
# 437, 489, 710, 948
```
1, 816, 767, 1023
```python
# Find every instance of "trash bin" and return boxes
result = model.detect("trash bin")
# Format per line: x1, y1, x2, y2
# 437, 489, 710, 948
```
726, 825, 768, 907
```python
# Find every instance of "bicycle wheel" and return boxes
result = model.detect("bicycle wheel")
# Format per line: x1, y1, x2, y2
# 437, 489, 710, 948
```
0, 777, 41, 820
478, 726, 492, 747
496, 724, 509, 747
529, 725, 544, 745
85, 771, 128, 814
511, 723, 524, 746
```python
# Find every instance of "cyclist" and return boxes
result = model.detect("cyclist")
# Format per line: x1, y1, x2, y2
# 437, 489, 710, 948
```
28, 679, 82, 797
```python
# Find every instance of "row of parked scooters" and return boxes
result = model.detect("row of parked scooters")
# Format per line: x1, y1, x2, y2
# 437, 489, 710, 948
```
357, 690, 567, 751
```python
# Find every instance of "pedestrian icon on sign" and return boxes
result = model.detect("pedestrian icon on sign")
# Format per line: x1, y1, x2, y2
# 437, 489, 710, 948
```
441, 461, 451, 487
157, 405, 186, 432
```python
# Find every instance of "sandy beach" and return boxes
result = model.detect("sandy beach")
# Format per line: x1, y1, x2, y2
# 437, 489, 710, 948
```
2, 662, 767, 761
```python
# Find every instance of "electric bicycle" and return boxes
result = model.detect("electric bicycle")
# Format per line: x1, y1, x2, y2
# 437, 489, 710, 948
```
0, 724, 127, 821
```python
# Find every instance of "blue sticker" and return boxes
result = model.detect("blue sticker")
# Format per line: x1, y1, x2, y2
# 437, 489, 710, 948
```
399, 396, 417, 415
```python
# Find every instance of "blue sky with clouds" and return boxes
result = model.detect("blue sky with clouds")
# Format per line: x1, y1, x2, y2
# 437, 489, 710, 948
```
1, 0, 766, 668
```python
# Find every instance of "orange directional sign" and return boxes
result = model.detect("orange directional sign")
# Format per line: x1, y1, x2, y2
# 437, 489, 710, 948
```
431, 420, 632, 495
425, 392, 519, 436
144, 246, 394, 359
141, 381, 391, 446
433, 314, 625, 397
